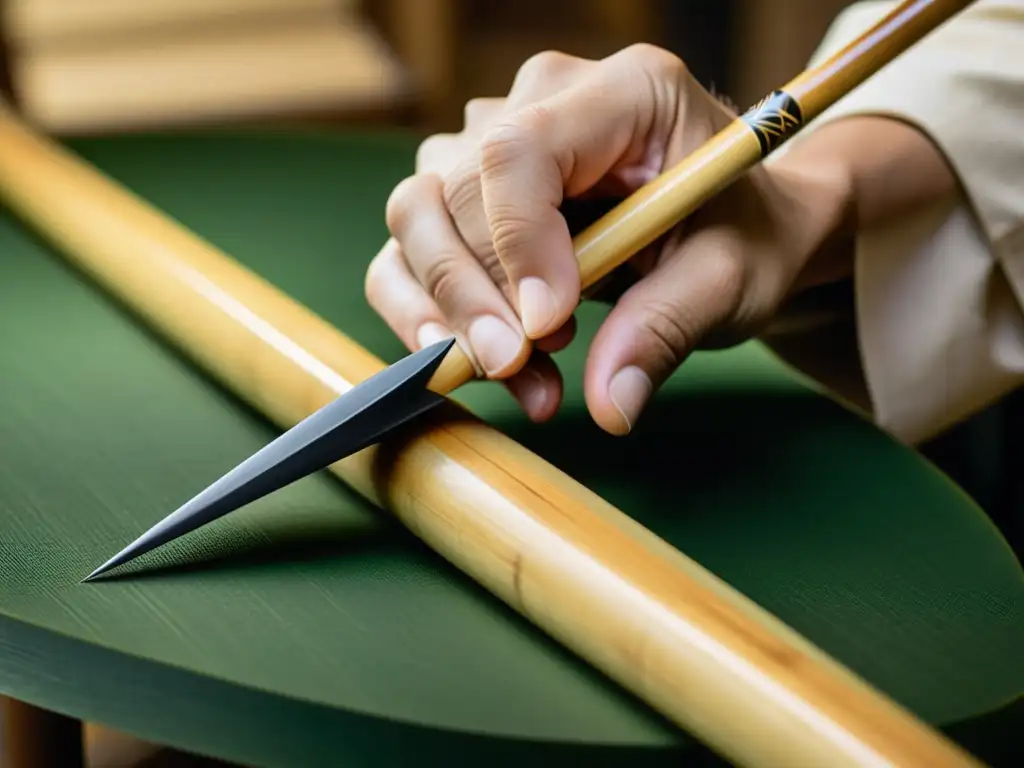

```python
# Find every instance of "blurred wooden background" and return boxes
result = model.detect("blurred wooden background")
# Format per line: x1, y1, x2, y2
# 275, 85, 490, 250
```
0, 0, 854, 137
12, 3, 1010, 768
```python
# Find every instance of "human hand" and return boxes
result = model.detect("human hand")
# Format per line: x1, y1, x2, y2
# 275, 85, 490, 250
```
365, 44, 853, 435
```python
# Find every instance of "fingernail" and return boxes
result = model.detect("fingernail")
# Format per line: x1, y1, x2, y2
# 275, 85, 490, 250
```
518, 277, 558, 338
468, 315, 523, 376
518, 367, 549, 416
415, 321, 452, 348
608, 366, 652, 432
417, 321, 452, 349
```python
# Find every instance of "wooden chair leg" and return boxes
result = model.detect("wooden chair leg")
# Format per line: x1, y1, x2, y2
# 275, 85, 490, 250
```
1, 697, 84, 768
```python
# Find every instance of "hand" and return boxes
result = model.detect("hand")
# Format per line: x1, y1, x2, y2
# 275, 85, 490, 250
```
365, 44, 854, 435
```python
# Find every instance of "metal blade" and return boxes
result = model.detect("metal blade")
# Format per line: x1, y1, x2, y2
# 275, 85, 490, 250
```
82, 337, 456, 582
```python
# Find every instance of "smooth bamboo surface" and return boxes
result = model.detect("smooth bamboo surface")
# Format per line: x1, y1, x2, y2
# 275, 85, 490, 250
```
0, 113, 985, 766
423, 0, 975, 397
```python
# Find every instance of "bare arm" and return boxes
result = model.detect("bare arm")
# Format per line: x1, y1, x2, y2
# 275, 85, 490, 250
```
778, 115, 959, 292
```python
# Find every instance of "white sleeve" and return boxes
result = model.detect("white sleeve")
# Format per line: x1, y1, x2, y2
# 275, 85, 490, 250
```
764, 0, 1024, 445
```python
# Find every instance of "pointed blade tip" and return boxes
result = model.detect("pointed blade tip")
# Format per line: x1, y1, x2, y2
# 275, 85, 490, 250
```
419, 336, 457, 374
81, 564, 108, 583
82, 335, 459, 587
81, 541, 145, 583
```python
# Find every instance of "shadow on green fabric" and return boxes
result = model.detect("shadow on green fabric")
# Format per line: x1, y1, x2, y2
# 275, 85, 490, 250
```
0, 131, 1021, 767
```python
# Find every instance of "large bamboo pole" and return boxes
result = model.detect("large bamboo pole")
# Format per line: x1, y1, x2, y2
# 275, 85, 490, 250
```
0, 1, 981, 764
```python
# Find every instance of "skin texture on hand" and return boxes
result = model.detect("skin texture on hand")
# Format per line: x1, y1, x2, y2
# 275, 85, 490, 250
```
364, 44, 956, 436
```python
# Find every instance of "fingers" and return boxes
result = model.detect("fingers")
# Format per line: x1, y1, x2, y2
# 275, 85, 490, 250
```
372, 44, 729, 429
475, 45, 689, 340
505, 51, 587, 109
582, 226, 746, 435
416, 99, 509, 177
416, 134, 463, 178
462, 97, 506, 138
535, 315, 576, 353
441, 57, 590, 260
365, 240, 564, 422
503, 350, 564, 423
391, 52, 602, 385
364, 238, 448, 351
378, 63, 588, 392
385, 172, 530, 379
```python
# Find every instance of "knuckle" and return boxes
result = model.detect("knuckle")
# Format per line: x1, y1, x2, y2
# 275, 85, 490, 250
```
480, 119, 530, 155
487, 204, 537, 262
478, 126, 522, 178
363, 253, 387, 306
479, 251, 510, 290
384, 176, 416, 233
440, 164, 477, 220
516, 50, 574, 81
631, 251, 747, 359
639, 299, 700, 364
415, 134, 455, 173
385, 173, 438, 235
463, 97, 503, 127
701, 250, 746, 302
478, 108, 548, 177
419, 252, 465, 310
621, 43, 687, 78
363, 246, 396, 310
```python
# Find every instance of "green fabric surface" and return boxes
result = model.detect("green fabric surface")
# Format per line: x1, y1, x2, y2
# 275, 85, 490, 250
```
0, 130, 1022, 767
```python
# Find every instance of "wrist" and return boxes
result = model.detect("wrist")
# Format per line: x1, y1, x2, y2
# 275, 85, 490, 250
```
765, 147, 858, 295
771, 114, 958, 294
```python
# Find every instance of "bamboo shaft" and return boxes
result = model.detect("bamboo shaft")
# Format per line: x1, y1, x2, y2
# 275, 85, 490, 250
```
422, 0, 976, 396
0, 107, 982, 766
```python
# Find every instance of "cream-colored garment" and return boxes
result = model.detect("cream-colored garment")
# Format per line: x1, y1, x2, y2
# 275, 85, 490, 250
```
763, 0, 1024, 446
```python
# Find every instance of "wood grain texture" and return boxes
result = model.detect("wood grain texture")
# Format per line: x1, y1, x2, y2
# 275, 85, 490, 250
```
0, 108, 1017, 768
421, 0, 977, 398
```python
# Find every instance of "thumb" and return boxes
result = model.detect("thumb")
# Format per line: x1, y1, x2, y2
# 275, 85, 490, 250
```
477, 46, 694, 341
582, 227, 746, 435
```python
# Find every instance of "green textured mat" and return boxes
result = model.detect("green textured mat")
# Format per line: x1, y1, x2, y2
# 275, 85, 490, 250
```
0, 131, 1022, 767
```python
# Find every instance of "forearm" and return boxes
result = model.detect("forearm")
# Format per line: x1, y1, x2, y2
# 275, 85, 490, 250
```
797, 115, 957, 225
776, 115, 959, 291
758, 0, 1024, 444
